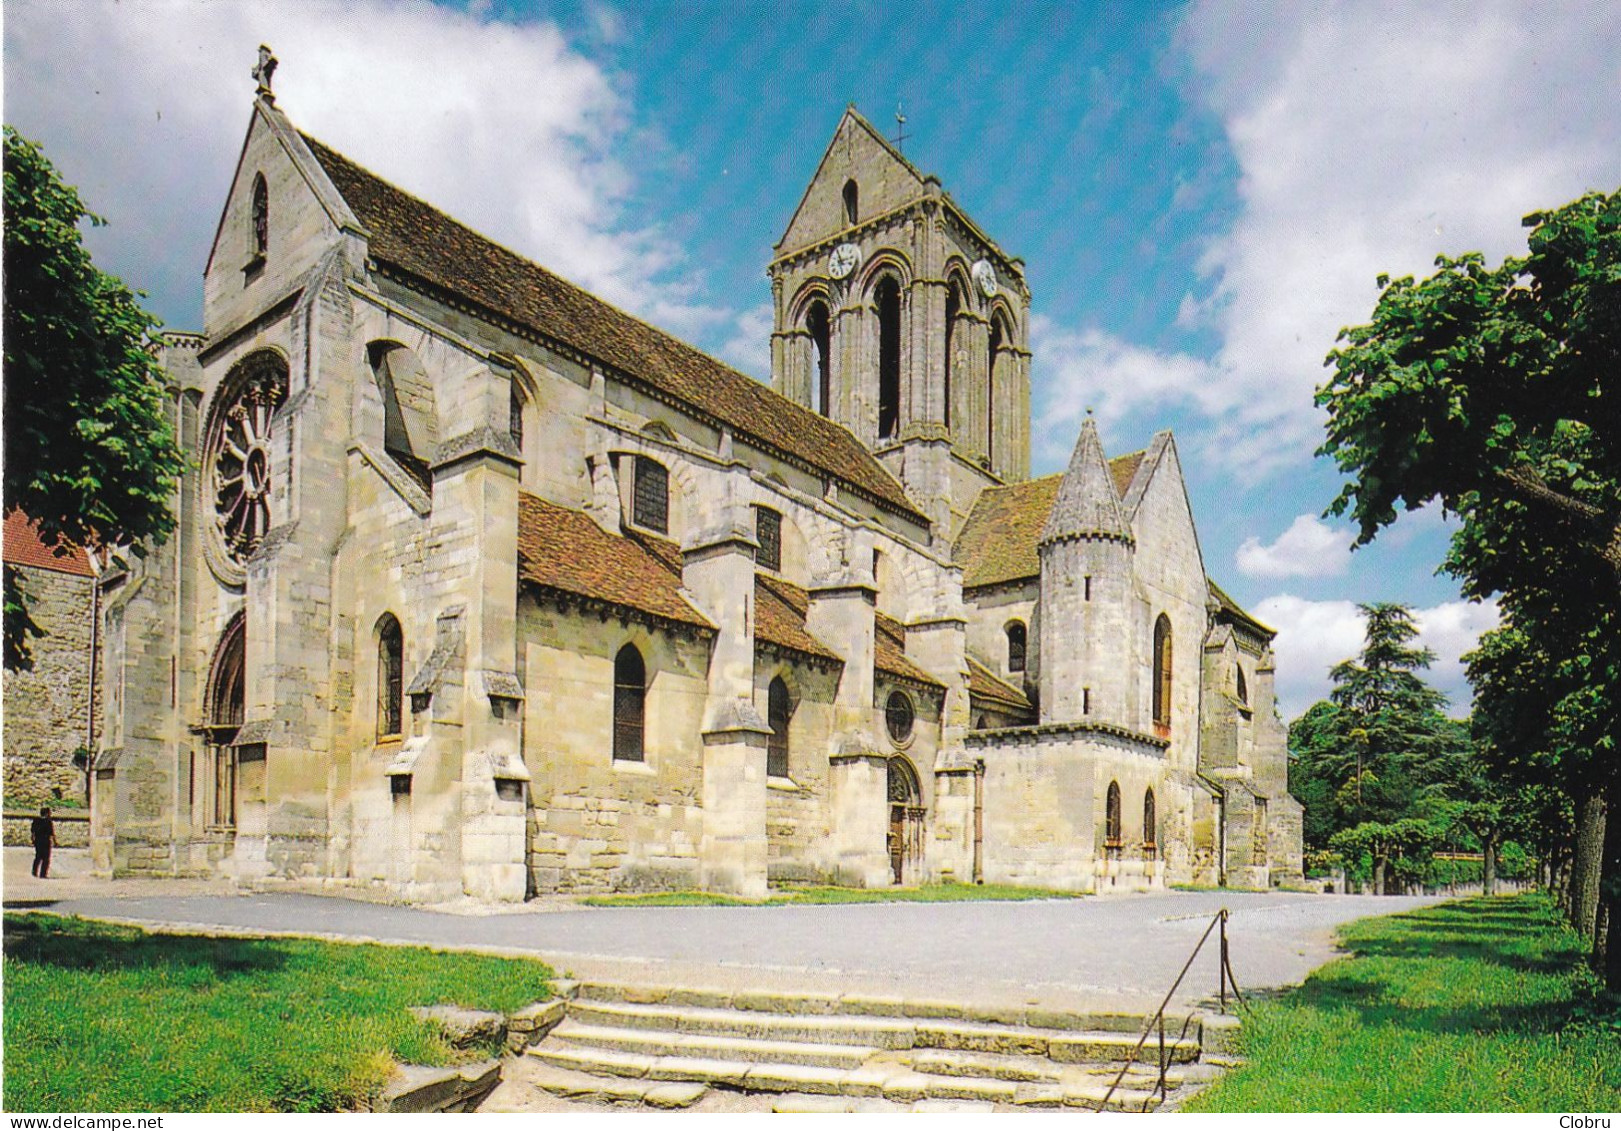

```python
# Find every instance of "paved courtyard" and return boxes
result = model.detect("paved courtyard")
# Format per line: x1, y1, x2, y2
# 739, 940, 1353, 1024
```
4, 848, 1439, 1011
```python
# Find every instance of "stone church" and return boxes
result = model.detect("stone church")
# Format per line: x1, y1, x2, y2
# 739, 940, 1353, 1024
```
90, 60, 1302, 900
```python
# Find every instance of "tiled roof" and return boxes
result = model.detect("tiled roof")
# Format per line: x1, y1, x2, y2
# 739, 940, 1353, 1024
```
1208, 578, 1276, 639
1110, 450, 1145, 499
754, 574, 841, 663
516, 492, 713, 631
954, 452, 1143, 590
300, 133, 925, 526
966, 654, 1032, 712
954, 474, 1060, 589
875, 611, 945, 690
2, 510, 93, 576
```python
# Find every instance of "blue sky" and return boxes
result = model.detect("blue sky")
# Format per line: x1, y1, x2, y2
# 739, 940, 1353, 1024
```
6, 0, 1619, 717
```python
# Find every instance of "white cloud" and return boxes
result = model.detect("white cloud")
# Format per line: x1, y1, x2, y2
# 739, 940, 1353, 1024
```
717, 304, 774, 380
1036, 3, 1621, 479
2, 0, 731, 339
1236, 514, 1352, 578
1256, 594, 1499, 720
1030, 316, 1218, 467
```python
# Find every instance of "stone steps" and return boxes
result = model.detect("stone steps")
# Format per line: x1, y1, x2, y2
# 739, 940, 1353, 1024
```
572, 980, 1176, 1034
494, 1060, 709, 1109
523, 1041, 1165, 1110
565, 996, 1197, 1063
551, 1020, 882, 1069
495, 980, 1226, 1113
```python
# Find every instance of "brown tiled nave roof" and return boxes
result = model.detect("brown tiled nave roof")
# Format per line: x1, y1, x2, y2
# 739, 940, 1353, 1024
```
301, 134, 925, 526
953, 452, 1144, 590
965, 654, 1032, 712
516, 493, 712, 631
754, 574, 841, 663
875, 611, 946, 690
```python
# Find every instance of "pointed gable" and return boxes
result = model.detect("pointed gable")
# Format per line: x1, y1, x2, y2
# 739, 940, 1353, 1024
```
202, 100, 361, 341
1041, 417, 1132, 545
775, 107, 928, 256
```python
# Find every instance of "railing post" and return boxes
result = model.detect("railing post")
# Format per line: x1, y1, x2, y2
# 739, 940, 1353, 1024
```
1157, 1014, 1167, 1101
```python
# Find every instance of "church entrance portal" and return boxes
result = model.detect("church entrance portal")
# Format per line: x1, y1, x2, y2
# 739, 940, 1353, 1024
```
203, 615, 246, 833
887, 757, 924, 885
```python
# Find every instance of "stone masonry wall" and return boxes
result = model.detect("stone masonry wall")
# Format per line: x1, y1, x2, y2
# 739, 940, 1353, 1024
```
3, 565, 96, 804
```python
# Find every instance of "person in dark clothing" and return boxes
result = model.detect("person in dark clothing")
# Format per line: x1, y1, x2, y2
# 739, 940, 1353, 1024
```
30, 806, 55, 878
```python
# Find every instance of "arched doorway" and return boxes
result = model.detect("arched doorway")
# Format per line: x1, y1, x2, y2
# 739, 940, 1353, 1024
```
203, 614, 246, 831
887, 757, 924, 885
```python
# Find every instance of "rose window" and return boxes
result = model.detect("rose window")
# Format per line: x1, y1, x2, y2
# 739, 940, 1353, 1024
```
205, 354, 287, 576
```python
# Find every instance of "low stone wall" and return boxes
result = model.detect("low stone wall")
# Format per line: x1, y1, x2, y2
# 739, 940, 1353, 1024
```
3, 810, 90, 848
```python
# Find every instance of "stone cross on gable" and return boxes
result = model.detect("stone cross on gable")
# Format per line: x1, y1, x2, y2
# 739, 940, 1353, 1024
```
252, 45, 278, 103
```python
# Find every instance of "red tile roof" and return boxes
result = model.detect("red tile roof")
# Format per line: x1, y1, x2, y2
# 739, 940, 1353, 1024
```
516, 493, 712, 632
966, 654, 1032, 712
954, 452, 1144, 590
300, 133, 926, 527
754, 574, 842, 663
875, 611, 945, 690
2, 511, 94, 577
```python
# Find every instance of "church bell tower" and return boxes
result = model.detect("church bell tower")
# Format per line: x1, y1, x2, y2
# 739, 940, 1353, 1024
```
767, 108, 1031, 537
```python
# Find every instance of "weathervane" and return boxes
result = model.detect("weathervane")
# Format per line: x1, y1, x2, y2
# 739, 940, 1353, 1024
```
252, 44, 278, 103
892, 102, 910, 154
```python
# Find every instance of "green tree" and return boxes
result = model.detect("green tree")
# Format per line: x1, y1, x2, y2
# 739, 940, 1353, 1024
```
1318, 188, 1619, 982
1288, 604, 1473, 854
2, 127, 186, 670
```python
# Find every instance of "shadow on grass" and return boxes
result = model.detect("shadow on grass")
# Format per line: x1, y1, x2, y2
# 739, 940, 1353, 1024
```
3, 913, 288, 979
1285, 897, 1590, 1038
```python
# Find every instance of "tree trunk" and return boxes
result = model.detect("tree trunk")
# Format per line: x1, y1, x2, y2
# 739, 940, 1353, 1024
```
1570, 792, 1608, 940
1374, 853, 1387, 896
1483, 836, 1498, 897
1602, 783, 1621, 990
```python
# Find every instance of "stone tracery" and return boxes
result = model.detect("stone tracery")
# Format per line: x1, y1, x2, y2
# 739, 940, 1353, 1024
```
205, 352, 287, 578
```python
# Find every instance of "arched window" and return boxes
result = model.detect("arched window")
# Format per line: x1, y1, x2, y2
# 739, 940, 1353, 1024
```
613, 644, 646, 762
755, 506, 782, 573
251, 173, 269, 260
1105, 781, 1122, 848
376, 614, 403, 741
1236, 665, 1249, 706
943, 285, 960, 431
632, 457, 669, 534
807, 300, 832, 416
1005, 621, 1027, 673
843, 179, 859, 226
1143, 788, 1157, 856
205, 614, 246, 830
509, 382, 526, 456
1152, 614, 1173, 731
767, 676, 791, 778
987, 315, 1006, 465
876, 276, 901, 440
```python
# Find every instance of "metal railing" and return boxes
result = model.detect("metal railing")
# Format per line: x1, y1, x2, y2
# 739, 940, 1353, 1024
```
1095, 907, 1245, 1112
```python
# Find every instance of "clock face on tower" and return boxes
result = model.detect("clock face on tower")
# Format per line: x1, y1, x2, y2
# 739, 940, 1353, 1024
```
971, 258, 998, 298
828, 242, 862, 280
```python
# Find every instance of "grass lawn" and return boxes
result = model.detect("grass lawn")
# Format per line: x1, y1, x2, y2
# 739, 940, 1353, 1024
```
582, 881, 1082, 907
1186, 894, 1621, 1112
1, 914, 553, 1113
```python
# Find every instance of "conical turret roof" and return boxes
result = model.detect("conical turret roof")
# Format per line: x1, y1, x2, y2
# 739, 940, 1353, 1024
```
1040, 417, 1132, 544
